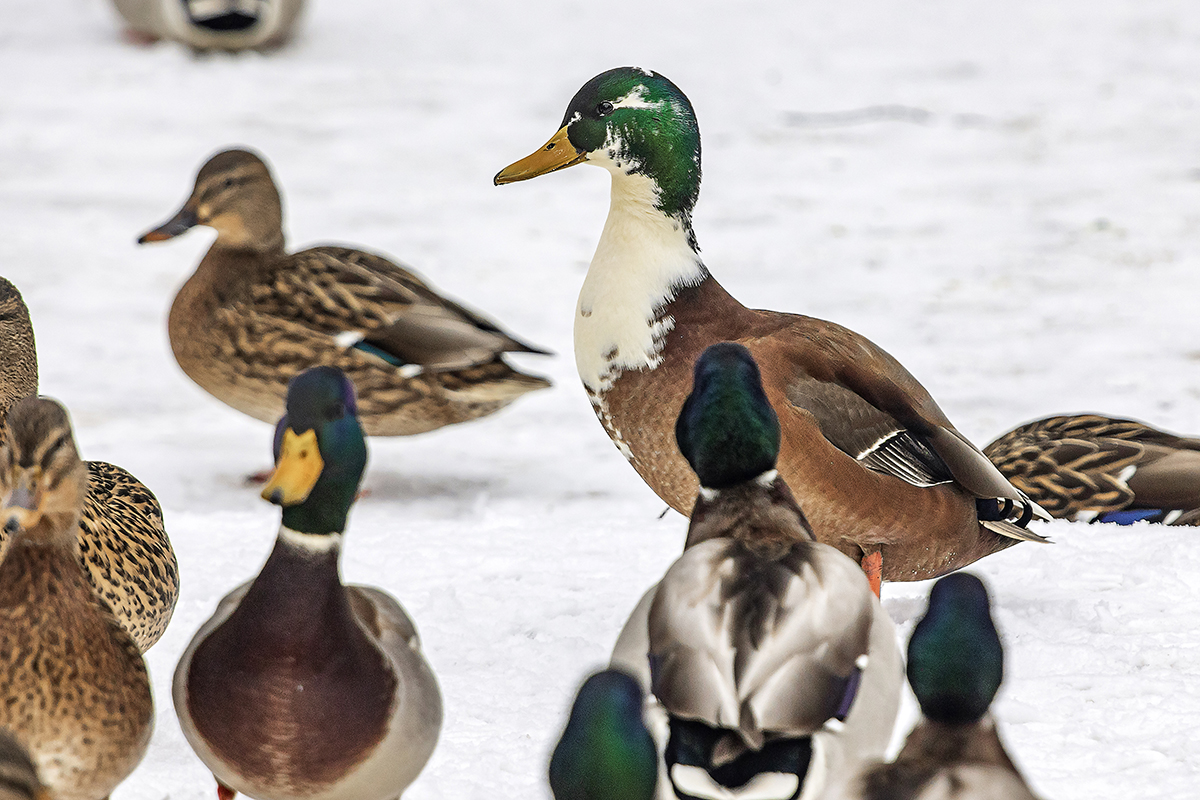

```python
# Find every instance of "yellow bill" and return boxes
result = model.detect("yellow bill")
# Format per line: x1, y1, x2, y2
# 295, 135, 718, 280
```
262, 429, 324, 505
494, 126, 587, 185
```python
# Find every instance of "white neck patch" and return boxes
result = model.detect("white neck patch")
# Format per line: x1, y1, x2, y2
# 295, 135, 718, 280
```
279, 526, 343, 553
574, 164, 705, 400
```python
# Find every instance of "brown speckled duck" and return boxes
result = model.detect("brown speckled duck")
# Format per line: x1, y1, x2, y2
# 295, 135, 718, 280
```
986, 413, 1200, 525
495, 67, 1047, 585
174, 367, 441, 800
0, 277, 177, 652
138, 148, 551, 438
0, 397, 154, 800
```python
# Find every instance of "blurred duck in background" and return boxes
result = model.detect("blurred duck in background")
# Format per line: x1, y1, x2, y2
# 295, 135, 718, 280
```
111, 0, 307, 50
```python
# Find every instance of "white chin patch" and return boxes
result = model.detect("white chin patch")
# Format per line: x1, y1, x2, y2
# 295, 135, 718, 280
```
670, 765, 800, 800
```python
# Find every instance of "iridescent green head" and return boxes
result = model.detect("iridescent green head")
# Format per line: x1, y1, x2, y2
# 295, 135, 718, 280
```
907, 572, 1004, 724
262, 366, 367, 535
549, 669, 658, 800
676, 343, 781, 489
496, 67, 702, 221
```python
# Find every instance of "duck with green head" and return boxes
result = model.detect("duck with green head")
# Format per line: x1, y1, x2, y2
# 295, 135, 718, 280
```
173, 366, 442, 800
610, 343, 903, 800
496, 68, 1048, 585
549, 669, 658, 800
823, 573, 1039, 800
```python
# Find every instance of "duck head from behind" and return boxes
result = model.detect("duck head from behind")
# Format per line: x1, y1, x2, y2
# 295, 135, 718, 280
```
907, 572, 1004, 725
550, 669, 658, 800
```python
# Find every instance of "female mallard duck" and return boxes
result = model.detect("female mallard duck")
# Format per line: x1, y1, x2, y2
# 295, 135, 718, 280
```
985, 413, 1200, 525
549, 669, 658, 800
138, 148, 551, 439
823, 573, 1038, 800
496, 68, 1047, 584
110, 0, 306, 50
0, 729, 48, 800
610, 344, 903, 800
174, 366, 442, 800
0, 277, 177, 652
0, 397, 154, 800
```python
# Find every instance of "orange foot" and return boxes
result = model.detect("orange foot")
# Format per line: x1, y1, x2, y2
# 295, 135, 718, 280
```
861, 551, 882, 598
217, 781, 237, 800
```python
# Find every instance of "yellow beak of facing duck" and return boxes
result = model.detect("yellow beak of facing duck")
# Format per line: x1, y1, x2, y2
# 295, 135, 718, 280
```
2, 467, 43, 533
494, 126, 587, 185
262, 429, 324, 506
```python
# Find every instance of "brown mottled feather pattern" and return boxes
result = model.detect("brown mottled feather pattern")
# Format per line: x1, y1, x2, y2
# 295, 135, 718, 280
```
596, 277, 1019, 581
985, 414, 1200, 524
78, 461, 178, 651
848, 719, 1037, 800
171, 246, 549, 436
0, 462, 178, 654
0, 541, 153, 800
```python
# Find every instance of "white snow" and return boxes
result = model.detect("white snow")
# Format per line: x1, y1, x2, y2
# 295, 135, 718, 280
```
4, 1, 1199, 798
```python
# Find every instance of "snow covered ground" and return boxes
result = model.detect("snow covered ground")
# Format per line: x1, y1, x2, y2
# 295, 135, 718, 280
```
3, 0, 1199, 797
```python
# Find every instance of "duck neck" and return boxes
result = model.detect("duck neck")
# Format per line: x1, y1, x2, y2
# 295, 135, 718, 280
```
233, 529, 354, 652
575, 171, 710, 397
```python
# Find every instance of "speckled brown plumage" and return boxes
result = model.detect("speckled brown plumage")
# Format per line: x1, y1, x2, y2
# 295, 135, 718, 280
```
141, 148, 551, 436
78, 461, 178, 651
985, 413, 1200, 525
0, 399, 154, 800
0, 278, 178, 653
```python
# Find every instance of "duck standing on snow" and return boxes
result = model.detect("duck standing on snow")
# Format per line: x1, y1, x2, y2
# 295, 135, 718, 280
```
823, 573, 1038, 800
0, 397, 154, 800
0, 277, 177, 651
174, 366, 442, 800
610, 343, 903, 800
110, 0, 306, 50
549, 669, 659, 800
985, 413, 1200, 525
139, 148, 551, 440
496, 67, 1048, 586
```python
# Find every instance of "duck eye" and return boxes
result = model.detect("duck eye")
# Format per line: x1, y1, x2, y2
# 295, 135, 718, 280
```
222, 177, 234, 188
596, 101, 614, 117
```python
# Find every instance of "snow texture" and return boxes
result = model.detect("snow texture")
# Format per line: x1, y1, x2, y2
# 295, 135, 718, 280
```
3, 1, 1199, 798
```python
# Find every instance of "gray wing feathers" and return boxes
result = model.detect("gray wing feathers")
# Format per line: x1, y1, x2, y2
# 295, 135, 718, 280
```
648, 540, 874, 748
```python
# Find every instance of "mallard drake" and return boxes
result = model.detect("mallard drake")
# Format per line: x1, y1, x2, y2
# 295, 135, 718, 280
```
823, 573, 1038, 800
139, 148, 551, 439
496, 68, 1048, 584
110, 0, 306, 50
0, 397, 154, 800
0, 277, 177, 652
610, 344, 903, 800
174, 366, 442, 800
0, 729, 49, 800
985, 413, 1200, 525
550, 669, 658, 800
